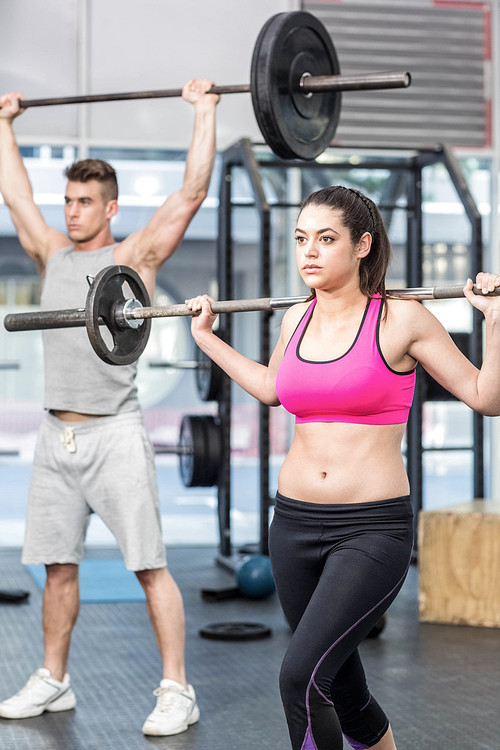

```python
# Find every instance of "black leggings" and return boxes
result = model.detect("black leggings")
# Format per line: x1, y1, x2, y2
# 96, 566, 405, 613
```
269, 492, 414, 750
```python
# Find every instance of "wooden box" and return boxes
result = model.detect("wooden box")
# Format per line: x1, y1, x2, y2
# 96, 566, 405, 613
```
418, 500, 500, 628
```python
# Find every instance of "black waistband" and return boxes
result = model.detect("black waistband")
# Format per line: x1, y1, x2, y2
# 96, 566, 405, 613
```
274, 491, 414, 523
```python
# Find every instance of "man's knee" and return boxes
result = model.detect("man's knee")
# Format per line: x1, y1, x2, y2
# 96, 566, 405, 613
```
45, 563, 79, 586
135, 566, 168, 592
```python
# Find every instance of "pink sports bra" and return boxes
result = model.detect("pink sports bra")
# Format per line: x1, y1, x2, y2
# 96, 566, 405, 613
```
275, 295, 416, 425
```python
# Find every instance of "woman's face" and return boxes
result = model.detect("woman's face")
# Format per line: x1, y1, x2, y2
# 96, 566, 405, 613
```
295, 204, 371, 293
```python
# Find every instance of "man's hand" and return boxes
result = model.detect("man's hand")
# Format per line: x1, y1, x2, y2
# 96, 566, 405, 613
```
0, 92, 24, 121
181, 79, 219, 108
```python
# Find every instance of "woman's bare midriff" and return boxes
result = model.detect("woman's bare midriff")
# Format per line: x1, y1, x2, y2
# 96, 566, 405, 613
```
278, 421, 410, 504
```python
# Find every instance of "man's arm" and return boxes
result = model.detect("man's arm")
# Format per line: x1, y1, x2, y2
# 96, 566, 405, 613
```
0, 92, 69, 271
115, 79, 219, 290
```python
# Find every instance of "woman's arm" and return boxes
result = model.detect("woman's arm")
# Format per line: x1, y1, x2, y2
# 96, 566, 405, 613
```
408, 273, 500, 415
186, 294, 293, 406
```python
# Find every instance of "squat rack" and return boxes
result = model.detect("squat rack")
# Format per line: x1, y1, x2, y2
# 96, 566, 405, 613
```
215, 138, 484, 560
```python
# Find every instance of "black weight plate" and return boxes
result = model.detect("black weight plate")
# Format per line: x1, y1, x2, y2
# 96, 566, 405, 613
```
0, 589, 30, 603
250, 11, 341, 160
178, 415, 221, 488
195, 344, 223, 402
85, 265, 151, 365
179, 414, 205, 487
199, 415, 222, 487
199, 622, 272, 641
201, 587, 241, 602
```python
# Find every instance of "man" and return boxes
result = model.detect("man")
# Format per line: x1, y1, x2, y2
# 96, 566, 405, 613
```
0, 80, 219, 736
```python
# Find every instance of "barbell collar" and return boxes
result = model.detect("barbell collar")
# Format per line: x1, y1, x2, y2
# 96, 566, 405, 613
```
114, 298, 144, 329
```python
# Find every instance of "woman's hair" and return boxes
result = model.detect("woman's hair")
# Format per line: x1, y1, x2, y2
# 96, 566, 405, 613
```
64, 158, 118, 202
299, 185, 391, 301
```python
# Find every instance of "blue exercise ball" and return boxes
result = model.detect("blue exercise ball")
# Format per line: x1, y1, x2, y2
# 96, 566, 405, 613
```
237, 555, 276, 599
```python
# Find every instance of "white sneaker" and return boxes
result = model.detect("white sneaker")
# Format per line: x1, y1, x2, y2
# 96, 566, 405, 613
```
0, 668, 76, 719
142, 678, 200, 736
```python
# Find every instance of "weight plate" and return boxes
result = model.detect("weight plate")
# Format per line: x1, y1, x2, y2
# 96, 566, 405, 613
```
85, 265, 151, 365
200, 415, 222, 487
250, 11, 341, 160
201, 587, 241, 602
195, 343, 223, 402
0, 589, 30, 603
179, 414, 205, 487
178, 413, 221, 488
199, 621, 272, 641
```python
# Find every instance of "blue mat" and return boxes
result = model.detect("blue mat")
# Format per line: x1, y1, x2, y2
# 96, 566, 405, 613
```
27, 559, 146, 603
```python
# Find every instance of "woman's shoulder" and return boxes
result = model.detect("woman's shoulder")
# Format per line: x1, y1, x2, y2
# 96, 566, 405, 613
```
280, 300, 312, 339
384, 295, 443, 335
385, 295, 429, 318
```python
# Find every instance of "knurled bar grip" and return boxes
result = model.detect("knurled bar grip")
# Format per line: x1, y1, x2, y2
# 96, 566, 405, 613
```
387, 285, 500, 300
16, 72, 410, 109
4, 285, 498, 333
131, 296, 310, 320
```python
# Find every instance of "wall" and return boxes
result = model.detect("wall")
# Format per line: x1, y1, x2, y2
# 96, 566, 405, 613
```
0, 0, 300, 151
305, 0, 493, 149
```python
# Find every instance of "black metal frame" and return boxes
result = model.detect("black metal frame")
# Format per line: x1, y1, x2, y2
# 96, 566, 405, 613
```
216, 140, 272, 559
216, 138, 484, 560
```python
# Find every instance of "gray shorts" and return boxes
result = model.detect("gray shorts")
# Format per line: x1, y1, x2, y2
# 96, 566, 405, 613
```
22, 410, 167, 571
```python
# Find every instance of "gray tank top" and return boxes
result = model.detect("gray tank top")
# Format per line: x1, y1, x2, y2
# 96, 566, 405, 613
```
41, 245, 139, 414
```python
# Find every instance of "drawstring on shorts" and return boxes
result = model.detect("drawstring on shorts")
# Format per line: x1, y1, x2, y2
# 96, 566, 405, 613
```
59, 426, 76, 453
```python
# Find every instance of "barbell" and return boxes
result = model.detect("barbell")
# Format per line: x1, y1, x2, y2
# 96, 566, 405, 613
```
4, 265, 499, 367
7, 11, 411, 160
155, 413, 221, 488
150, 342, 224, 402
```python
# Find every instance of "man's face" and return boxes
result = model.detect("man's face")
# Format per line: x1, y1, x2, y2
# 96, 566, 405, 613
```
64, 179, 117, 242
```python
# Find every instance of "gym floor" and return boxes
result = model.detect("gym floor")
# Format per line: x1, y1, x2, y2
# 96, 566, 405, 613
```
0, 545, 498, 750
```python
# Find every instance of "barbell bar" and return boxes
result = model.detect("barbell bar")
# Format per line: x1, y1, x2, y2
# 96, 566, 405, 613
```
150, 344, 224, 403
3, 265, 500, 367
0, 362, 20, 370
149, 360, 208, 369
4, 11, 411, 160
16, 71, 410, 109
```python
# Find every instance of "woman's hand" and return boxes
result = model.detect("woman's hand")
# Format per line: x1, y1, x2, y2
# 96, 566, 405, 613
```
185, 294, 218, 341
464, 272, 500, 315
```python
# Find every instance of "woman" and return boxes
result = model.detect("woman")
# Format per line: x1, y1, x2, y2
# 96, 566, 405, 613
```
186, 186, 500, 750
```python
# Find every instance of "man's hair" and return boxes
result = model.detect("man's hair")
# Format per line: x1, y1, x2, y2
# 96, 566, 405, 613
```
64, 158, 118, 202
